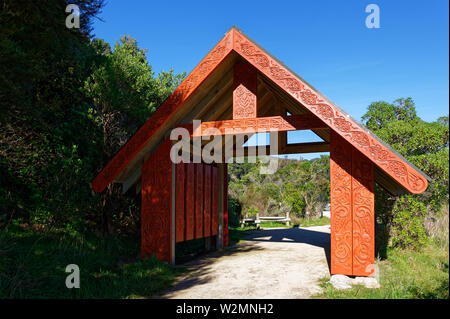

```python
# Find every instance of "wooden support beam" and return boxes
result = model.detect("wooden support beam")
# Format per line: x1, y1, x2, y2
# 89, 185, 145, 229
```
284, 141, 329, 154
273, 96, 287, 154
193, 114, 326, 137
232, 142, 329, 157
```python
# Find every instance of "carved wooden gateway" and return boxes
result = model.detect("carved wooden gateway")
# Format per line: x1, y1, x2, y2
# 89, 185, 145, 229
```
91, 27, 430, 277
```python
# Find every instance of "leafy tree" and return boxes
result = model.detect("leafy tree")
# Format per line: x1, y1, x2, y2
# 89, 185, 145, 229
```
362, 98, 418, 131
84, 35, 184, 158
362, 98, 449, 250
0, 1, 185, 236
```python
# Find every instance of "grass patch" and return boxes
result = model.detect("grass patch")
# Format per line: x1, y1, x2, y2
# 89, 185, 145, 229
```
0, 225, 183, 298
260, 221, 290, 228
298, 217, 330, 227
315, 243, 449, 299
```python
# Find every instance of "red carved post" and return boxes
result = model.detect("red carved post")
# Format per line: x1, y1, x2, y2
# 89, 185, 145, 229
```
330, 132, 353, 275
351, 149, 375, 276
233, 63, 257, 119
141, 138, 172, 262
330, 132, 375, 276
223, 164, 229, 247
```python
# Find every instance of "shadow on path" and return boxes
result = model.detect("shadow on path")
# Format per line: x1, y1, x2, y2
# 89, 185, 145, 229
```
243, 227, 331, 273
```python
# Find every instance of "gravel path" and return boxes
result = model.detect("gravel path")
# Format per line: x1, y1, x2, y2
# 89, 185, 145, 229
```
158, 225, 331, 299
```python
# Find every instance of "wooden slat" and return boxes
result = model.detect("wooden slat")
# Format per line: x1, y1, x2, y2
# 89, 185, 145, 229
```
185, 163, 195, 241
195, 164, 204, 239
203, 165, 212, 237
175, 163, 185, 243
223, 164, 229, 247
211, 166, 218, 236
238, 142, 329, 157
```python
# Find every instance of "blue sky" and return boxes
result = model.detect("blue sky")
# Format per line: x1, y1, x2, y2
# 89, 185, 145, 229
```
92, 0, 449, 159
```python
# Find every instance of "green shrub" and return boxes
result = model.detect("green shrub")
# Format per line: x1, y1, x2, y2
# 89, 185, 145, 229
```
390, 195, 429, 249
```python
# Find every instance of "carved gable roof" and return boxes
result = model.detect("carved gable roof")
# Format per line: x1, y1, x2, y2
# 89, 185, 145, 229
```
91, 27, 430, 195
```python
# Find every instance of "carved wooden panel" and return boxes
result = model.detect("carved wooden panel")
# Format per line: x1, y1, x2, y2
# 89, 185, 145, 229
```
175, 163, 185, 243
141, 138, 172, 262
211, 166, 219, 236
352, 148, 375, 276
233, 63, 257, 119
195, 164, 204, 239
232, 28, 427, 194
204, 165, 212, 237
185, 163, 195, 241
330, 132, 353, 275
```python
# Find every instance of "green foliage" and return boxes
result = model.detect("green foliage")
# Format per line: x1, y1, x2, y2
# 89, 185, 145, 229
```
362, 97, 449, 250
362, 98, 418, 131
246, 206, 259, 217
84, 35, 184, 157
316, 243, 449, 299
0, 1, 185, 235
390, 196, 428, 249
228, 156, 330, 222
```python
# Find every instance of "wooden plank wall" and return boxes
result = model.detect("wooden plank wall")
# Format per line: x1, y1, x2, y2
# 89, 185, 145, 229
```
175, 162, 220, 243
141, 138, 173, 262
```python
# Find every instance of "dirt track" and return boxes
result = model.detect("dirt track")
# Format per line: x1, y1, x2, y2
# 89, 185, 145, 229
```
159, 225, 331, 299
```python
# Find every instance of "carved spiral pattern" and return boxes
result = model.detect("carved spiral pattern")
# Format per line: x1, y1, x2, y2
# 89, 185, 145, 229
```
330, 135, 353, 274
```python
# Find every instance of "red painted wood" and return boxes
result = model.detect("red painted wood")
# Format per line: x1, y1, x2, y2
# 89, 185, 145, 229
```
330, 132, 353, 275
175, 163, 185, 243
211, 166, 219, 236
204, 165, 212, 237
185, 163, 195, 241
223, 164, 229, 247
141, 138, 172, 262
352, 148, 375, 276
195, 164, 204, 239
193, 114, 326, 137
233, 63, 257, 119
